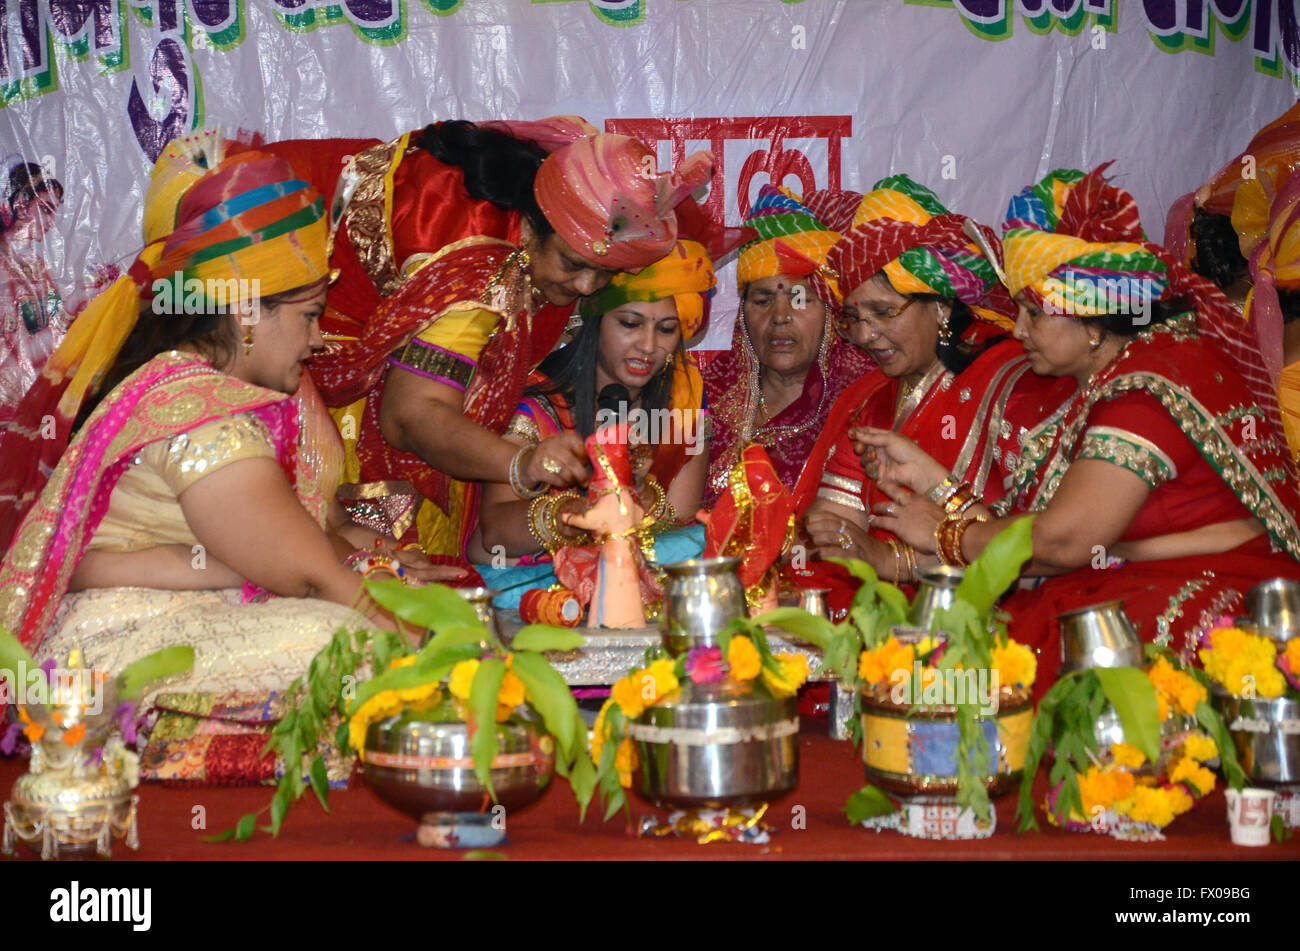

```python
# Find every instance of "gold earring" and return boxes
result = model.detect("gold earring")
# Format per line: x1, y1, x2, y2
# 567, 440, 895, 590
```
937, 305, 951, 346
1089, 333, 1103, 351
243, 327, 254, 355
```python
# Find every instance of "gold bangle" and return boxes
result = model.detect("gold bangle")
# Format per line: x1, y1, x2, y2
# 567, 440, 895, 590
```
943, 483, 975, 516
927, 475, 960, 506
901, 542, 916, 583
885, 536, 902, 586
509, 445, 546, 500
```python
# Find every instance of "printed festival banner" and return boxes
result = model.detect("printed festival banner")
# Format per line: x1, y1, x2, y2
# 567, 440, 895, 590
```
1, 0, 1296, 359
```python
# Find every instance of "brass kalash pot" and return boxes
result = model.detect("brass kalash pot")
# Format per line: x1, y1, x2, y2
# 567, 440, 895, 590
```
628, 558, 799, 808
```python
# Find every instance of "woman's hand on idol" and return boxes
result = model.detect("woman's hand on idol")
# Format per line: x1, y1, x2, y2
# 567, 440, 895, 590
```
388, 547, 470, 584
524, 433, 590, 489
870, 483, 943, 555
849, 427, 949, 496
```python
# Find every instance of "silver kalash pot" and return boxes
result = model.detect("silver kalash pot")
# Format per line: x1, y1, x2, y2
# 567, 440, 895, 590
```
629, 558, 799, 808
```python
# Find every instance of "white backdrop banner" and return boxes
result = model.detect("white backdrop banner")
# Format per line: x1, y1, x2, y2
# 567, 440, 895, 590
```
2, 0, 1298, 349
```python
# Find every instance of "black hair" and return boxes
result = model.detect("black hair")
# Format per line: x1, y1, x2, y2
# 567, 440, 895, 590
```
904, 293, 1007, 376
72, 284, 317, 432
1, 162, 63, 239
414, 120, 553, 238
1279, 288, 1300, 324
1190, 207, 1247, 290
1080, 296, 1188, 338
531, 310, 678, 441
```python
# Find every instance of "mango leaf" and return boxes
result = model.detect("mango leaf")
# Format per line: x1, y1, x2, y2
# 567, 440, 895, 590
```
365, 578, 480, 630
202, 828, 239, 843
418, 624, 491, 657
462, 850, 508, 860
876, 583, 910, 622
1272, 814, 1293, 843
1195, 699, 1247, 790
952, 515, 1035, 619
603, 787, 627, 822
843, 785, 897, 824
509, 651, 579, 760
468, 658, 507, 799
749, 607, 836, 648
510, 625, 586, 653
117, 646, 194, 701
308, 755, 331, 812
567, 750, 598, 820
269, 787, 291, 836
1095, 666, 1161, 764
235, 813, 257, 842
827, 557, 878, 584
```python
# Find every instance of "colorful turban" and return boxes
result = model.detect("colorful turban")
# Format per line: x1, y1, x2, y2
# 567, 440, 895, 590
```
1003, 163, 1282, 434
735, 186, 841, 306
533, 133, 713, 271
811, 174, 1015, 330
1001, 165, 1168, 318
1244, 169, 1300, 389
52, 132, 327, 418
578, 239, 714, 432
0, 130, 328, 549
579, 239, 716, 339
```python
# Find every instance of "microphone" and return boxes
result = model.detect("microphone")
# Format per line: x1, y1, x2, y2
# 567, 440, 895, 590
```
597, 384, 631, 426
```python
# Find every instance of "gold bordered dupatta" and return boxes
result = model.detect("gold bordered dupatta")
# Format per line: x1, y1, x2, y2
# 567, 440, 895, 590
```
0, 353, 302, 651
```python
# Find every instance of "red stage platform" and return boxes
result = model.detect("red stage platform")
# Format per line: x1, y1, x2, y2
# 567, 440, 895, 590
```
3, 722, 1296, 861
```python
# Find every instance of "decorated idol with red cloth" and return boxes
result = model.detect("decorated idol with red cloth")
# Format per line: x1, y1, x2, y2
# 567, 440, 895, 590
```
794, 175, 1072, 587
860, 164, 1300, 702
702, 187, 871, 508
242, 120, 712, 565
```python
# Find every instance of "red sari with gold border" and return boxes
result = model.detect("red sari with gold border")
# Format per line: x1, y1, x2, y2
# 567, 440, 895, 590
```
995, 317, 1300, 701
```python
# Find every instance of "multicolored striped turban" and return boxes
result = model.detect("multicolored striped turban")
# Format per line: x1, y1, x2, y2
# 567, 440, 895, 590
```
47, 131, 328, 418
1003, 163, 1284, 434
1001, 164, 1168, 319
578, 240, 716, 417
808, 174, 1015, 330
735, 186, 841, 306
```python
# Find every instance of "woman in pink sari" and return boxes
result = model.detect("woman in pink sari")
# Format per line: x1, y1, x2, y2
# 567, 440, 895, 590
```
702, 186, 871, 506
0, 134, 457, 701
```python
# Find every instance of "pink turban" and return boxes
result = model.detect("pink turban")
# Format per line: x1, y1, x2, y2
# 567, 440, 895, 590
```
534, 134, 713, 271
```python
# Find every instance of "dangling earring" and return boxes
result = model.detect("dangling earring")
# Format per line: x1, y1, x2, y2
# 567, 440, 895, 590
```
243, 326, 255, 356
1089, 332, 1103, 352
936, 303, 951, 346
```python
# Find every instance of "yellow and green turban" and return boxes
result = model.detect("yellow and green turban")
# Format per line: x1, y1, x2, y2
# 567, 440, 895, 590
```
807, 174, 1015, 329
735, 185, 841, 305
1001, 164, 1170, 318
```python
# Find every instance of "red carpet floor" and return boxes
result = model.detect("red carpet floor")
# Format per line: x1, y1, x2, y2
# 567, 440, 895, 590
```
4, 722, 1297, 861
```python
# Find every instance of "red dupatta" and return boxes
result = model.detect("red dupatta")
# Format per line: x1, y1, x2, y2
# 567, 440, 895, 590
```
0, 353, 303, 651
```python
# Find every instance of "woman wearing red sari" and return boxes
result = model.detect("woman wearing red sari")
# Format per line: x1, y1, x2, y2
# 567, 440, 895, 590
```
702, 186, 871, 507
861, 165, 1300, 701
245, 121, 712, 564
794, 176, 1070, 584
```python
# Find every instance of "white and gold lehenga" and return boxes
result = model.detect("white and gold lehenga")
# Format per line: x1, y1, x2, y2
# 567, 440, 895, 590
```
1, 352, 365, 707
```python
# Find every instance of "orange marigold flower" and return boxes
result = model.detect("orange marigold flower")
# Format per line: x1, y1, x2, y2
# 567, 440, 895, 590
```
62, 722, 86, 746
727, 636, 761, 682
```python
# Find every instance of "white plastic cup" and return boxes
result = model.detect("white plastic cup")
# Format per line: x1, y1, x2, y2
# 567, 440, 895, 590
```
1225, 787, 1276, 847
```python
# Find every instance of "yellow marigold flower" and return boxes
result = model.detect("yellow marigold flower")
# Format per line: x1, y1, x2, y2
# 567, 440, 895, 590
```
591, 697, 616, 764
1199, 627, 1283, 698
449, 659, 480, 701
728, 636, 761, 682
615, 737, 638, 788
497, 669, 527, 710
1284, 638, 1300, 672
611, 675, 646, 719
1181, 733, 1217, 763
1110, 743, 1146, 769
643, 658, 680, 703
347, 689, 403, 751
1168, 757, 1217, 797
1078, 766, 1118, 814
1166, 784, 1195, 817
388, 655, 417, 670
990, 639, 1037, 689
1147, 656, 1207, 718
761, 652, 811, 699
858, 637, 915, 688
1120, 785, 1177, 828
